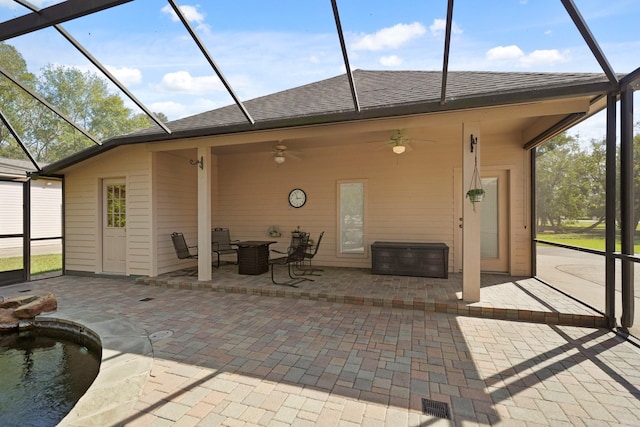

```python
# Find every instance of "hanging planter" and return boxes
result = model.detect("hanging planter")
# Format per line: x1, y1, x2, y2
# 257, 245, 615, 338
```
466, 135, 484, 211
466, 188, 485, 203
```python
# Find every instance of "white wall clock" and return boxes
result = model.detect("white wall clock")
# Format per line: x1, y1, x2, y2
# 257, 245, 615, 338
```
288, 188, 306, 208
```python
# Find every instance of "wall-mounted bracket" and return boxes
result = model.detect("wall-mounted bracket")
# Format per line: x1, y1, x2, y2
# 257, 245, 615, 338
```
190, 156, 204, 169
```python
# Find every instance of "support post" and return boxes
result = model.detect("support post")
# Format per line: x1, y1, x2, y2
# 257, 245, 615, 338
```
620, 89, 634, 328
605, 93, 617, 328
462, 122, 481, 302
197, 147, 212, 281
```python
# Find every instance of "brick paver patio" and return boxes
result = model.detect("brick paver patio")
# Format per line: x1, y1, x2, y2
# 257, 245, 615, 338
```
2, 267, 639, 425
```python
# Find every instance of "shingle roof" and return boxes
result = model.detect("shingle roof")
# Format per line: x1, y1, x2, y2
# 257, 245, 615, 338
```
127, 69, 612, 138
38, 69, 615, 176
0, 157, 38, 178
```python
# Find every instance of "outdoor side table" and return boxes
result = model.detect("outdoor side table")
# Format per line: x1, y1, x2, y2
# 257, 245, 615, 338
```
236, 241, 277, 275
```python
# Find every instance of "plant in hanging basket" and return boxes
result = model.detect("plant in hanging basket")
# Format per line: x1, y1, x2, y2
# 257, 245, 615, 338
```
466, 188, 485, 203
466, 188, 485, 211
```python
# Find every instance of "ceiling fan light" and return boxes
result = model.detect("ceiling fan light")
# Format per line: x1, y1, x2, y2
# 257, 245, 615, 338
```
274, 154, 286, 164
392, 144, 406, 154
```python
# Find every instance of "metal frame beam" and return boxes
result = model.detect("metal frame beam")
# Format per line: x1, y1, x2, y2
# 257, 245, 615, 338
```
331, 0, 360, 112
440, 0, 455, 106
620, 66, 640, 90
168, 0, 254, 125
605, 93, 617, 328
620, 88, 635, 329
0, 0, 132, 41
560, 0, 618, 85
0, 110, 40, 172
14, 0, 171, 135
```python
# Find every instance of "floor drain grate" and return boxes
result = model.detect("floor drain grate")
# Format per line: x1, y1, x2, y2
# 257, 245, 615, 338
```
422, 398, 451, 419
139, 297, 154, 302
149, 330, 173, 341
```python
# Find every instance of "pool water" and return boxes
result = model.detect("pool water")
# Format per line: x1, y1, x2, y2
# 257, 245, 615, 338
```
0, 331, 100, 427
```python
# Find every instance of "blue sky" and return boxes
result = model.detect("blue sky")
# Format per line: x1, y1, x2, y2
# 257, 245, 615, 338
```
1, 0, 639, 141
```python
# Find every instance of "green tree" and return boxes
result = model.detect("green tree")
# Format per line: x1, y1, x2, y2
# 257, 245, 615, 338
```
537, 133, 578, 232
1, 42, 164, 164
0, 42, 39, 159
34, 65, 158, 161
536, 133, 603, 233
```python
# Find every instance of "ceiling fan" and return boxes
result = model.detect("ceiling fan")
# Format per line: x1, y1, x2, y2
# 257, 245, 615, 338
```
388, 129, 410, 154
375, 129, 435, 154
271, 143, 302, 164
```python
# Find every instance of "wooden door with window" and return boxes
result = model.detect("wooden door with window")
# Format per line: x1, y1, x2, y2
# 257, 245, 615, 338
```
102, 179, 126, 274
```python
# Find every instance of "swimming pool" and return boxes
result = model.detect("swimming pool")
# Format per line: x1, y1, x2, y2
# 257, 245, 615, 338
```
0, 329, 100, 427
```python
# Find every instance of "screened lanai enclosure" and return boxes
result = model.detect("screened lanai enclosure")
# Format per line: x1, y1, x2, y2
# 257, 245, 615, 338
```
0, 1, 639, 335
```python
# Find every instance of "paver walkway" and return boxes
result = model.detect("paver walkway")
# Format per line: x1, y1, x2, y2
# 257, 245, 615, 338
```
2, 272, 640, 426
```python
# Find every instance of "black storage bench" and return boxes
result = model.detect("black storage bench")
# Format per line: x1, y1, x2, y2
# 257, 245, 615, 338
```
371, 242, 449, 278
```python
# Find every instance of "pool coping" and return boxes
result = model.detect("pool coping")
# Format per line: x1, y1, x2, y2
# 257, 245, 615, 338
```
35, 309, 153, 426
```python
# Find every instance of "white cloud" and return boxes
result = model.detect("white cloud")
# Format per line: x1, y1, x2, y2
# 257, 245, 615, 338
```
150, 98, 221, 120
486, 45, 525, 61
486, 45, 567, 67
106, 66, 142, 86
429, 19, 463, 38
161, 4, 205, 24
149, 101, 187, 119
544, 29, 553, 36
380, 55, 403, 67
157, 71, 224, 94
519, 49, 566, 67
160, 4, 211, 34
0, 0, 53, 7
351, 22, 426, 51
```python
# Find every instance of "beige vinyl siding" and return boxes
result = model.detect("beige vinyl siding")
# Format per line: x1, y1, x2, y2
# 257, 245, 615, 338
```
209, 127, 529, 274
213, 132, 462, 270
63, 145, 153, 275
154, 151, 198, 275
60, 109, 534, 277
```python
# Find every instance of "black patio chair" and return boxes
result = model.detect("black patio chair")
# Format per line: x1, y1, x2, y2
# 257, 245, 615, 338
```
268, 231, 313, 287
299, 231, 324, 276
211, 227, 239, 268
171, 232, 198, 276
171, 232, 198, 260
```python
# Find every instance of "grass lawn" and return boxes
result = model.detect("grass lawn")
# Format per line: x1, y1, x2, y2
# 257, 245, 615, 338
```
537, 220, 640, 253
0, 254, 62, 275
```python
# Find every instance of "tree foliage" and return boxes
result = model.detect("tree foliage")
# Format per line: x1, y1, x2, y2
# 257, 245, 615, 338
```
0, 42, 163, 164
537, 129, 640, 233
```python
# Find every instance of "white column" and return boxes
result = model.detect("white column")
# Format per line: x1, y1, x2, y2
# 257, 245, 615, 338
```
197, 146, 212, 281
462, 122, 481, 302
